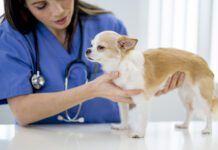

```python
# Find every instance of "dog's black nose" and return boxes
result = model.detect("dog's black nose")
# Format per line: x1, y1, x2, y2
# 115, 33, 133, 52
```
86, 49, 92, 55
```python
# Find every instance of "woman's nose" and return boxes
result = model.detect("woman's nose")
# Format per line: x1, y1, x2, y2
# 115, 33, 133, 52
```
52, 3, 64, 17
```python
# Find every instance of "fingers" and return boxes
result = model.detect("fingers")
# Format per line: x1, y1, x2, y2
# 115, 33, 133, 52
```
155, 76, 171, 96
124, 89, 144, 96
109, 89, 143, 104
99, 71, 120, 82
162, 76, 173, 93
155, 72, 185, 96
176, 72, 185, 87
102, 71, 120, 82
111, 96, 133, 104
114, 89, 143, 98
168, 72, 180, 91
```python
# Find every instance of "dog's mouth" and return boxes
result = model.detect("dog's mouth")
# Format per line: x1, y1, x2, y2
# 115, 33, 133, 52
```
87, 56, 94, 61
86, 54, 102, 62
85, 54, 94, 60
87, 56, 102, 63
88, 57, 93, 60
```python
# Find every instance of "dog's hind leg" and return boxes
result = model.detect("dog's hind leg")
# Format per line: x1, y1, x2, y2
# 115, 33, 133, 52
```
175, 85, 194, 129
198, 77, 214, 134
175, 102, 193, 129
201, 112, 212, 134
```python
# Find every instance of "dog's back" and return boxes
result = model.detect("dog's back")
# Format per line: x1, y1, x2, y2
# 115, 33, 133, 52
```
143, 48, 214, 89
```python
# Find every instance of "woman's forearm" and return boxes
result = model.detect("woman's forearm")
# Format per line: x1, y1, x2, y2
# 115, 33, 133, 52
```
8, 83, 96, 126
7, 72, 143, 126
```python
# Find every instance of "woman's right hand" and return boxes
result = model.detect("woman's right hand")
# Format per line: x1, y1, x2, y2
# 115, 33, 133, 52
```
89, 71, 143, 104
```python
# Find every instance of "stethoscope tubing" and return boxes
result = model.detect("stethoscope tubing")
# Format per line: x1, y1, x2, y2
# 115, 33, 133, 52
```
59, 17, 88, 123
32, 17, 89, 123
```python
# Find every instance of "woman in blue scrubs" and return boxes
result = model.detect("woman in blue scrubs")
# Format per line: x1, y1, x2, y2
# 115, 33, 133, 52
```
0, 0, 185, 126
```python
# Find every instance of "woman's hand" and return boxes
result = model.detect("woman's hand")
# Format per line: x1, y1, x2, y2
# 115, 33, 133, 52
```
155, 72, 185, 96
89, 71, 143, 104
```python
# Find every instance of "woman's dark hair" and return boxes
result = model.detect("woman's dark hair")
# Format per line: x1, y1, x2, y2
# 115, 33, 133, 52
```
2, 0, 111, 53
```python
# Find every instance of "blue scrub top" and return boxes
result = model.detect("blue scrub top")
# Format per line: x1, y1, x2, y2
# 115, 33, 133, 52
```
0, 14, 127, 124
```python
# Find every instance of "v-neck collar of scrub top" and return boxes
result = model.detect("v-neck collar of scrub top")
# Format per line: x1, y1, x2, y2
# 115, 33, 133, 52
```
34, 19, 91, 93
36, 21, 82, 63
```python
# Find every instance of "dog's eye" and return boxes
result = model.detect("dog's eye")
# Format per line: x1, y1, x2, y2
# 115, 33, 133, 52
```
97, 45, 105, 51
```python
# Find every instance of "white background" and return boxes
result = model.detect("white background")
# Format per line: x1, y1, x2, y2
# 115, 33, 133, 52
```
0, 0, 3, 15
0, 0, 217, 124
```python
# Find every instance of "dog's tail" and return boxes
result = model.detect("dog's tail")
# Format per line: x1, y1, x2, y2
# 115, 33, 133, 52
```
212, 83, 218, 119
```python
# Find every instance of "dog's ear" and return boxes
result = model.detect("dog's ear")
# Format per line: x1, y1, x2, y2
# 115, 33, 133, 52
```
117, 36, 138, 51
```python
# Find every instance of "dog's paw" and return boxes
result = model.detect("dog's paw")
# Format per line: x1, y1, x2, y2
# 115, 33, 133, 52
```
111, 124, 129, 130
201, 128, 212, 134
128, 131, 145, 138
175, 124, 188, 129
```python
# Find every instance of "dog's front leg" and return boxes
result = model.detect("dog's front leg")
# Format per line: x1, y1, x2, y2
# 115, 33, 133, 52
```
111, 102, 129, 130
128, 94, 150, 138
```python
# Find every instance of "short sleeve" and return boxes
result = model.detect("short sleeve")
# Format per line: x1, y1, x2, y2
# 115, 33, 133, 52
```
0, 23, 33, 105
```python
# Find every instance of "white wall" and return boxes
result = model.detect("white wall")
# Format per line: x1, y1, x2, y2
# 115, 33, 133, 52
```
211, 0, 218, 83
0, 0, 3, 15
83, 0, 149, 51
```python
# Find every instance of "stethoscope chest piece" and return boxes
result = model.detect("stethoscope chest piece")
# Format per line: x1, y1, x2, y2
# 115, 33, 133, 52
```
31, 71, 45, 90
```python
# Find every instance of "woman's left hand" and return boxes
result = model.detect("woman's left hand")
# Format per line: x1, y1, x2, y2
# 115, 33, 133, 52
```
155, 71, 185, 96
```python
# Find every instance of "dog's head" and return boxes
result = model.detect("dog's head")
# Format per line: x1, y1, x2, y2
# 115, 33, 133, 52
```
86, 31, 138, 64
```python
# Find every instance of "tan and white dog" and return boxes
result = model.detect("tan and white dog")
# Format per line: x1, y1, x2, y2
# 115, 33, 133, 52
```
86, 31, 218, 138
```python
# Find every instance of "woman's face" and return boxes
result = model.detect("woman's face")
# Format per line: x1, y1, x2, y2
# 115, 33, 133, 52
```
25, 0, 75, 33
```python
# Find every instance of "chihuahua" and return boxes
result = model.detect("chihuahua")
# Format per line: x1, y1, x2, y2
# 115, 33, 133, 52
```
86, 31, 218, 138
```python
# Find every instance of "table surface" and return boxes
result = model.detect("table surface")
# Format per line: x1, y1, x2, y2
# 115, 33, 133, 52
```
0, 122, 218, 150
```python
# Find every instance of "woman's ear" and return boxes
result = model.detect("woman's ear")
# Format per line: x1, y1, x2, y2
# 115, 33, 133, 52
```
117, 36, 138, 51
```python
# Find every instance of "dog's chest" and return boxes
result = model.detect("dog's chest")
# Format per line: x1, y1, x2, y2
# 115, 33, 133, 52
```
113, 60, 145, 90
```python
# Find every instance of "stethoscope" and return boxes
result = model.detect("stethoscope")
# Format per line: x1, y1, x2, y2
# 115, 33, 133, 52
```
31, 17, 90, 123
